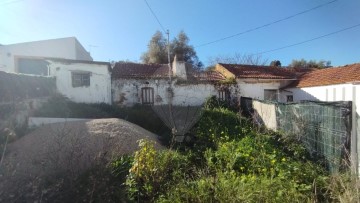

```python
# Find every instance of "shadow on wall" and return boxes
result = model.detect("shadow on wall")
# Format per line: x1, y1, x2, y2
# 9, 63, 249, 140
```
281, 88, 320, 103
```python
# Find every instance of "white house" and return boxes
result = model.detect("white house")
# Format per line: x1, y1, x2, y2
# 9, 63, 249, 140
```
282, 63, 360, 174
46, 58, 112, 104
215, 63, 298, 102
111, 58, 228, 107
0, 37, 92, 74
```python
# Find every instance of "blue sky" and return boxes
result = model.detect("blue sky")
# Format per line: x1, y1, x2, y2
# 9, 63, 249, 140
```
0, 0, 359, 67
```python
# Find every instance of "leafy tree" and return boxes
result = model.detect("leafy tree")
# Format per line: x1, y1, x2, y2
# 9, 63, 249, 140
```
141, 31, 168, 64
141, 30, 202, 69
270, 60, 281, 67
289, 59, 331, 69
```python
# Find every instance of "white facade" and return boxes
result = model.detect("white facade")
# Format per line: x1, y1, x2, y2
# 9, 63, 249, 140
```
285, 84, 360, 174
112, 78, 233, 107
47, 59, 111, 104
238, 79, 294, 101
0, 37, 92, 73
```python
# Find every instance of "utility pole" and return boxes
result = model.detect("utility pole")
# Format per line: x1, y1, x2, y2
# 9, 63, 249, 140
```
166, 30, 171, 82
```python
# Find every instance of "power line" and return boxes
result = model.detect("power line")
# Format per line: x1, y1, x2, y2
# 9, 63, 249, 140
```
196, 0, 339, 48
143, 0, 166, 33
255, 23, 360, 55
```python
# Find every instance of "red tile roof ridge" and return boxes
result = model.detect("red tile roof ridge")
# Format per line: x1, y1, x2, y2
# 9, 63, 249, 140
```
287, 63, 360, 88
218, 63, 297, 79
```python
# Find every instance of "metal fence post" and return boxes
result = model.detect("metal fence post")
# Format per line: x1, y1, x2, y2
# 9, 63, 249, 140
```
351, 85, 358, 176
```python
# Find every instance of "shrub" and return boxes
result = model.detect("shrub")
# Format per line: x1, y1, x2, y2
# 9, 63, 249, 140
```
158, 172, 313, 203
126, 140, 191, 202
192, 107, 252, 150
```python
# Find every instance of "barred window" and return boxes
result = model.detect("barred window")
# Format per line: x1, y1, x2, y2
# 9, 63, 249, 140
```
72, 72, 90, 87
141, 87, 154, 105
218, 89, 230, 101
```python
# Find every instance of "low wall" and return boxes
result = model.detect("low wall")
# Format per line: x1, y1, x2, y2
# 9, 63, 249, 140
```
28, 117, 90, 127
0, 98, 48, 130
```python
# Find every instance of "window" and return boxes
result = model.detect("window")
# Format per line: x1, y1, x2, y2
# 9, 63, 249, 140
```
287, 95, 293, 102
141, 87, 154, 104
17, 58, 49, 76
218, 89, 230, 101
264, 89, 277, 101
72, 72, 90, 87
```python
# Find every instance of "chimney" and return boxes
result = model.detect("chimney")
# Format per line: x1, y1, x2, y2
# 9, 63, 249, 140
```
172, 55, 187, 80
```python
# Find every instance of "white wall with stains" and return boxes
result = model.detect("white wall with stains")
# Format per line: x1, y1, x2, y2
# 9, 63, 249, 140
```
48, 60, 111, 104
237, 79, 293, 101
112, 78, 238, 107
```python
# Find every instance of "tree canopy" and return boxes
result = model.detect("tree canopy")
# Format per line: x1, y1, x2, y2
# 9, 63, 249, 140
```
289, 59, 331, 69
141, 30, 202, 68
270, 60, 281, 67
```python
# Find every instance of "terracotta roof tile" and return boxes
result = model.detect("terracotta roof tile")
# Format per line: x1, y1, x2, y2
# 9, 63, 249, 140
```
193, 71, 226, 81
112, 62, 225, 81
219, 63, 297, 79
112, 62, 170, 78
291, 63, 360, 88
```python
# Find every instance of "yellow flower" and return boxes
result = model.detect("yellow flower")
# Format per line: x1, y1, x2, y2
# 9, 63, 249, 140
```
271, 159, 276, 164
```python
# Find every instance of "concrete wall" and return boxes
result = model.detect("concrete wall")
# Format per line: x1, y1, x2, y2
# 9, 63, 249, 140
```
112, 78, 238, 107
0, 37, 92, 73
285, 84, 360, 174
48, 60, 111, 104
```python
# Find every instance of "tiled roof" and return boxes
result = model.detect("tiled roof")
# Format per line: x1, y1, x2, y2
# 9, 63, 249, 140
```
290, 63, 360, 88
193, 71, 226, 81
112, 62, 170, 78
218, 63, 297, 79
112, 62, 225, 81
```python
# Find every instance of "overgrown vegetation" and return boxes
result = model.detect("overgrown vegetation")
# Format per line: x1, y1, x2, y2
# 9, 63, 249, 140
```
121, 104, 336, 202
15, 95, 360, 202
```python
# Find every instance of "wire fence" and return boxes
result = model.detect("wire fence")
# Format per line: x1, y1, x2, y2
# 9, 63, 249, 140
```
241, 97, 352, 173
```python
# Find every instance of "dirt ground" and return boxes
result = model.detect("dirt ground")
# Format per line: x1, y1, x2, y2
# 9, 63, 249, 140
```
0, 118, 163, 202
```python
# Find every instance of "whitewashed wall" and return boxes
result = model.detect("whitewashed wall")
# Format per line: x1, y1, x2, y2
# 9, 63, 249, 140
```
285, 84, 360, 174
0, 37, 92, 73
285, 84, 355, 102
112, 79, 237, 107
48, 60, 111, 104
237, 79, 293, 101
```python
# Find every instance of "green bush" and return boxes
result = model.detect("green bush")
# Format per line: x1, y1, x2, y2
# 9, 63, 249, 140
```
158, 172, 313, 203
126, 140, 191, 202
192, 107, 252, 150
123, 106, 332, 202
